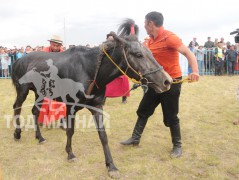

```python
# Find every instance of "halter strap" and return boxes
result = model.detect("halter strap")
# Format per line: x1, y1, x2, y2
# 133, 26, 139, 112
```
102, 45, 164, 85
142, 67, 163, 76
102, 46, 141, 84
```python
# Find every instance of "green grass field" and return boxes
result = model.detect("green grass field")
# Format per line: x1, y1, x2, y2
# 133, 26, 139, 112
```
0, 76, 239, 179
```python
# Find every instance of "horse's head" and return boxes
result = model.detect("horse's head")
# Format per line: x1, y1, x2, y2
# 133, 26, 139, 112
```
102, 19, 172, 93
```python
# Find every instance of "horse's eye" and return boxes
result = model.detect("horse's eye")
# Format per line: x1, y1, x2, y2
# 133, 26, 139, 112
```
135, 53, 143, 58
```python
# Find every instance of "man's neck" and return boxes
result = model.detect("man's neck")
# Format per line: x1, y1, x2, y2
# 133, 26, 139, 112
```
151, 26, 164, 39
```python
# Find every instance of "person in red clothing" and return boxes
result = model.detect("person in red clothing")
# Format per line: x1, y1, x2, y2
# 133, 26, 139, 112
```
121, 11, 199, 158
104, 32, 130, 104
43, 35, 64, 52
38, 35, 66, 129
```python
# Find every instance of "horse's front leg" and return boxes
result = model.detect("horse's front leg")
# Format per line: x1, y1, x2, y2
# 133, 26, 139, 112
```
32, 103, 46, 144
65, 106, 76, 161
89, 105, 120, 179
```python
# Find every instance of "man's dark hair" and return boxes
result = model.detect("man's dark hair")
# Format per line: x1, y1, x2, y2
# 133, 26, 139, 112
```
145, 11, 164, 27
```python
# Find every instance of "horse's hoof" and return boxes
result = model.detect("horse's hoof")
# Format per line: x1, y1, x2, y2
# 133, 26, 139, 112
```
68, 157, 77, 162
14, 133, 21, 140
108, 170, 120, 179
14, 138, 21, 142
39, 138, 46, 144
67, 153, 76, 162
233, 120, 239, 125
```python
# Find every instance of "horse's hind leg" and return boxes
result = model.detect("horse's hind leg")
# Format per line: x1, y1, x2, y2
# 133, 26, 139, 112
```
65, 105, 76, 161
13, 85, 29, 140
32, 94, 46, 143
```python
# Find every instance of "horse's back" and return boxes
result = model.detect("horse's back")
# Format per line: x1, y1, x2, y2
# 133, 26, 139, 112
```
11, 52, 52, 87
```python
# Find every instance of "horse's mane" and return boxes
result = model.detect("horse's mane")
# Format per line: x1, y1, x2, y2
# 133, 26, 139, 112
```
65, 45, 92, 53
64, 45, 101, 56
117, 18, 139, 37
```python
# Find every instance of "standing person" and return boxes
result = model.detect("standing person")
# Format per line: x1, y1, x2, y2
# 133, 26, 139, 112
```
120, 11, 199, 158
16, 47, 24, 60
225, 45, 238, 75
188, 37, 199, 51
196, 46, 205, 75
38, 35, 66, 129
0, 49, 9, 78
24, 45, 33, 55
214, 41, 224, 76
204, 37, 214, 49
104, 32, 130, 104
220, 37, 226, 48
188, 38, 198, 74
204, 37, 215, 73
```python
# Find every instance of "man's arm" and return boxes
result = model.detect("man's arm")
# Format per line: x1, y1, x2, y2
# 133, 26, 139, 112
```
178, 44, 199, 81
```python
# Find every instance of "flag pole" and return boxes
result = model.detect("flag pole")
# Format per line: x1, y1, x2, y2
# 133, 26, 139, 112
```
64, 17, 66, 49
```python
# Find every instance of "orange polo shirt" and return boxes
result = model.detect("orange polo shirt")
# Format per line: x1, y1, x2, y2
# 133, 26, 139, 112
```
147, 26, 182, 78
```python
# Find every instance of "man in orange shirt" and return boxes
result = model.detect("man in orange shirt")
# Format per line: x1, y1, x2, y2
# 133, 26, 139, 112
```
121, 11, 199, 158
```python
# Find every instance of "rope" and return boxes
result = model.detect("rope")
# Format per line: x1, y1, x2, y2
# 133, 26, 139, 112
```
102, 46, 141, 84
172, 78, 195, 84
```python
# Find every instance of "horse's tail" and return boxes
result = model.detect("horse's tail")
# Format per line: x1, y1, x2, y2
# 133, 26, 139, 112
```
117, 18, 139, 37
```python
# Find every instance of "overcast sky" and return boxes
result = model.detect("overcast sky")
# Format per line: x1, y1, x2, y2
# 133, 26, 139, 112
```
0, 0, 238, 48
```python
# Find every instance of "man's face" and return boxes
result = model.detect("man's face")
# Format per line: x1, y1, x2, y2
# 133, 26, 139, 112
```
144, 19, 153, 35
50, 42, 62, 52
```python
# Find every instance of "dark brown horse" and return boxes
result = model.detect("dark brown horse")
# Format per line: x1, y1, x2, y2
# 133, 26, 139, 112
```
11, 19, 172, 178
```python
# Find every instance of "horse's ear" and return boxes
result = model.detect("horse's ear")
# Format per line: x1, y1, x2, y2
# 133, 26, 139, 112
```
111, 33, 128, 46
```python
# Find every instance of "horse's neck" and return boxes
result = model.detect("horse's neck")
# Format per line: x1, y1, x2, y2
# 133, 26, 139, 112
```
97, 50, 125, 87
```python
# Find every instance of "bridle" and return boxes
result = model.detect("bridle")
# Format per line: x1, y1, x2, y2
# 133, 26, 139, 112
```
86, 44, 163, 95
102, 45, 163, 86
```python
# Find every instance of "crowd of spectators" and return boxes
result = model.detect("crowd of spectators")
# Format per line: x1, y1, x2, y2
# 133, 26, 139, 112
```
1, 36, 239, 78
188, 37, 239, 76
0, 45, 68, 78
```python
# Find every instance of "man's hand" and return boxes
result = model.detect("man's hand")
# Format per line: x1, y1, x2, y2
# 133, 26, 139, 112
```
188, 72, 199, 81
